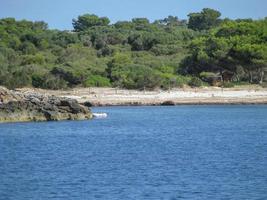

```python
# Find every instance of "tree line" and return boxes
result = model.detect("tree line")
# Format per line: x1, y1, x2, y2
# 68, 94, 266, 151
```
0, 8, 266, 90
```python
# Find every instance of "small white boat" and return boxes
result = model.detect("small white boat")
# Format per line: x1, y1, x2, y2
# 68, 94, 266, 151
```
93, 113, 108, 118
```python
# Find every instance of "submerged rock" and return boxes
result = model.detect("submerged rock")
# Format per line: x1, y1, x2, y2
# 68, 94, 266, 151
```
0, 87, 92, 123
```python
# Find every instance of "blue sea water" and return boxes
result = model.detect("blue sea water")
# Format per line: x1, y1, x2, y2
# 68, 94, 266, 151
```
0, 105, 267, 200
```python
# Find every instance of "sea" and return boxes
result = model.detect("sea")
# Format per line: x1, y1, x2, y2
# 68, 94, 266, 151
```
0, 105, 267, 200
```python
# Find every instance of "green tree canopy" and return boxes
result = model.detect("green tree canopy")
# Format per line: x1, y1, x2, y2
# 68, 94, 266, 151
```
188, 8, 221, 31
73, 14, 110, 31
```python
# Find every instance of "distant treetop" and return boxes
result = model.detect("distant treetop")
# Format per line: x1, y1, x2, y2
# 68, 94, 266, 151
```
188, 8, 221, 31
72, 14, 110, 31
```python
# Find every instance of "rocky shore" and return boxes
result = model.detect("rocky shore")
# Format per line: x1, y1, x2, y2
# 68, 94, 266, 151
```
0, 87, 92, 123
1, 86, 266, 123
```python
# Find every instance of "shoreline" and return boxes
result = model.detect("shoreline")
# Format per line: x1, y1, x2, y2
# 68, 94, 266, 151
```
90, 102, 267, 107
15, 86, 267, 107
89, 100, 267, 107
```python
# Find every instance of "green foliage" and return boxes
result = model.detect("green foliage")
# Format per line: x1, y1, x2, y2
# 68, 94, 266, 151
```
175, 76, 191, 87
188, 77, 203, 87
7, 67, 32, 89
73, 14, 110, 31
159, 73, 190, 89
83, 75, 111, 87
32, 73, 67, 90
51, 66, 90, 86
110, 64, 161, 89
0, 9, 266, 90
52, 31, 79, 47
188, 8, 221, 31
223, 82, 235, 88
20, 41, 37, 54
21, 54, 45, 65
183, 18, 267, 84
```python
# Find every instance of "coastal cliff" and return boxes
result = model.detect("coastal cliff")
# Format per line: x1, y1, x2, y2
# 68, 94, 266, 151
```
0, 87, 92, 123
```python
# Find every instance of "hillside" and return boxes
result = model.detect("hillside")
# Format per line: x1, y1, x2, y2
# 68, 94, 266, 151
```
0, 8, 266, 90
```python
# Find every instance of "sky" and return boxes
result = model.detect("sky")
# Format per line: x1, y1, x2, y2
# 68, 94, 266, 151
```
0, 0, 267, 30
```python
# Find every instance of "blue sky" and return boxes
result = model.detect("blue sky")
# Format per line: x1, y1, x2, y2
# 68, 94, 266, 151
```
1, 0, 267, 30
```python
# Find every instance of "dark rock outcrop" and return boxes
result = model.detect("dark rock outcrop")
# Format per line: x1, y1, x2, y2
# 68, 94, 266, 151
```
161, 101, 176, 106
83, 101, 93, 108
0, 87, 92, 123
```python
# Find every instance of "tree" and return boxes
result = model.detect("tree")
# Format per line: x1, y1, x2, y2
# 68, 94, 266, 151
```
0, 10, 265, 90
233, 44, 267, 83
132, 18, 150, 30
19, 41, 37, 54
183, 18, 267, 84
107, 53, 132, 78
155, 16, 187, 27
132, 18, 149, 26
188, 8, 221, 31
52, 31, 79, 47
73, 14, 110, 31
114, 21, 133, 29
32, 21, 48, 31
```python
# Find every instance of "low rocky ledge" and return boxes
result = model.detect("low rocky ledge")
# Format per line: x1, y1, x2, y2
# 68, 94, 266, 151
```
0, 87, 92, 123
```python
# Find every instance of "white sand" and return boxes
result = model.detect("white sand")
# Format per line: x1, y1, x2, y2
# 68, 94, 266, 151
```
18, 86, 267, 105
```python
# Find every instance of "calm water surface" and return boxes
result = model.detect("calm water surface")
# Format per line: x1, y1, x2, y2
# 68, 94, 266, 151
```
0, 105, 267, 200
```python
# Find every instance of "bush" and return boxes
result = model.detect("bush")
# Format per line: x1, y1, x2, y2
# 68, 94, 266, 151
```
32, 74, 44, 88
188, 77, 203, 87
7, 69, 32, 89
223, 82, 235, 88
32, 73, 67, 89
43, 76, 68, 90
176, 76, 191, 87
83, 75, 111, 87
21, 54, 45, 65
159, 73, 190, 89
113, 64, 162, 89
51, 67, 89, 86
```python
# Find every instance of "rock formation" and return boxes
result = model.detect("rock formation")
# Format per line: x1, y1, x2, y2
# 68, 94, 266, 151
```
0, 87, 92, 123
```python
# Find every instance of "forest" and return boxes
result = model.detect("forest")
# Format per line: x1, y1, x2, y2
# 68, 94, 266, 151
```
0, 8, 266, 90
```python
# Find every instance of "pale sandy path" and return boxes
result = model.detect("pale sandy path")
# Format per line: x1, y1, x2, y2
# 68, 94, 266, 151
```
17, 86, 267, 106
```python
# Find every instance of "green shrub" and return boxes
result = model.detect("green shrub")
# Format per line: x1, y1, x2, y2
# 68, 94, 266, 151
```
110, 64, 161, 89
43, 75, 68, 90
32, 74, 44, 88
83, 75, 111, 87
21, 54, 45, 65
223, 82, 235, 88
51, 66, 90, 86
176, 76, 191, 87
188, 77, 203, 87
7, 69, 32, 89
32, 73, 67, 90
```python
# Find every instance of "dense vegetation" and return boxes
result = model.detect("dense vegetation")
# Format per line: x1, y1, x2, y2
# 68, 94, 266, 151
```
0, 8, 266, 90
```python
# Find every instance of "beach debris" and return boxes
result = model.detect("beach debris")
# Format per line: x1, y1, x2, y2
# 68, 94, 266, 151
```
93, 113, 108, 118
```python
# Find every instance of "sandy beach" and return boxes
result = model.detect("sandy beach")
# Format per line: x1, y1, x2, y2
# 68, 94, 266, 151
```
16, 86, 267, 106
